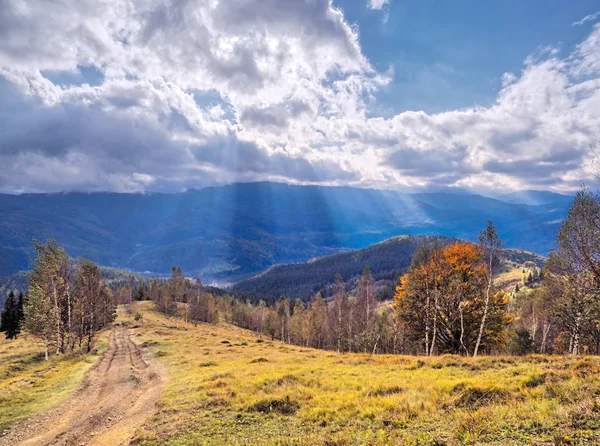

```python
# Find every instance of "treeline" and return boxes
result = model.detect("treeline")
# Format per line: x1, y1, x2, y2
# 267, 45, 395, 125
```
231, 235, 455, 303
0, 240, 116, 360
151, 265, 405, 354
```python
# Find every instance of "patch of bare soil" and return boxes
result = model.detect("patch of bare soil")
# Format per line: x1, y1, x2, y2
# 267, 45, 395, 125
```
1, 326, 164, 446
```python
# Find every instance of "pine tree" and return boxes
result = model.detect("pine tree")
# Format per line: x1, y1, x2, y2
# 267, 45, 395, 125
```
0, 291, 21, 339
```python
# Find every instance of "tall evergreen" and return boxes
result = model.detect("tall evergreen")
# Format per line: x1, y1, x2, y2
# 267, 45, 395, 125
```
0, 291, 22, 339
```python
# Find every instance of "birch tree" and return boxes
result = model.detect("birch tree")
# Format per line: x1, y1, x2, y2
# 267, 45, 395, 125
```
474, 221, 502, 357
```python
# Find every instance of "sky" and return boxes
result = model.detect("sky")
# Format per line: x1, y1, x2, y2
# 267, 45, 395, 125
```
1, 0, 599, 194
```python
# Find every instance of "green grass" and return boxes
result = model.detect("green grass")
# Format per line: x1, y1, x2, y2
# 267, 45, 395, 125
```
0, 331, 110, 432
129, 303, 600, 445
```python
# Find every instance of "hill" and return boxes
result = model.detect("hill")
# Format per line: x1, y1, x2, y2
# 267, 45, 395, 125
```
0, 182, 569, 282
231, 235, 546, 302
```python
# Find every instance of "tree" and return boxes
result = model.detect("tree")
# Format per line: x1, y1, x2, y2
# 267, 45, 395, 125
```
24, 240, 116, 358
474, 220, 503, 357
24, 240, 66, 359
354, 266, 377, 352
308, 294, 328, 349
189, 278, 218, 325
330, 274, 346, 352
276, 297, 291, 343
135, 285, 147, 301
149, 279, 160, 303
556, 188, 600, 284
508, 329, 535, 355
74, 260, 115, 351
395, 242, 511, 356
0, 291, 21, 339
543, 189, 600, 354
166, 266, 185, 319
289, 300, 308, 346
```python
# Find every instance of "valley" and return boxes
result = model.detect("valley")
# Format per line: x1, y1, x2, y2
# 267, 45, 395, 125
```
0, 182, 570, 283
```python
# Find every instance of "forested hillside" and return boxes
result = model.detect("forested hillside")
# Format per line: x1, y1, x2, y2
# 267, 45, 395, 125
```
0, 182, 569, 282
231, 235, 545, 302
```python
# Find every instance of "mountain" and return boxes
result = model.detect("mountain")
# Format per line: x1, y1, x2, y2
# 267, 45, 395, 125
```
0, 182, 570, 282
496, 190, 574, 206
230, 235, 546, 303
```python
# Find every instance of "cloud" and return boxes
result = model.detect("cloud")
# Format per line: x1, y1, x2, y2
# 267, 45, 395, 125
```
0, 1, 599, 194
573, 11, 600, 26
368, 0, 390, 11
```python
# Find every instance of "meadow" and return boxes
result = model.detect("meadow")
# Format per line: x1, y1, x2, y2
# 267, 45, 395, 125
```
2, 303, 600, 445
129, 303, 600, 446
0, 330, 109, 432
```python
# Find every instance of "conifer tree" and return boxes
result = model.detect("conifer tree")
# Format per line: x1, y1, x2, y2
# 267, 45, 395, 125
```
0, 291, 21, 339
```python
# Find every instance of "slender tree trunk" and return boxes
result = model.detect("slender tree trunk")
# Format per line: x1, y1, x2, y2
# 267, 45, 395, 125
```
474, 257, 493, 357
460, 307, 469, 357
52, 279, 61, 355
424, 273, 431, 356
430, 291, 438, 356
540, 322, 550, 354
337, 301, 342, 353
66, 280, 72, 351
371, 334, 381, 355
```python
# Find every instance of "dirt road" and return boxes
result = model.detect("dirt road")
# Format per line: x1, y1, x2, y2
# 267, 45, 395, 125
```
1, 325, 164, 446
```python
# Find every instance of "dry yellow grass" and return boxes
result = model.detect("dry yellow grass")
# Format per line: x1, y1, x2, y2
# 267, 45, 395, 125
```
0, 330, 110, 432
2, 303, 599, 445
126, 303, 600, 446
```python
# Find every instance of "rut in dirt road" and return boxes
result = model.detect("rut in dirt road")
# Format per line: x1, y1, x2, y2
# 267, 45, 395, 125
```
1, 325, 164, 446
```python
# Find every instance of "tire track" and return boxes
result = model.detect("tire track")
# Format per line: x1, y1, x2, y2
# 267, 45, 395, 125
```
0, 326, 165, 446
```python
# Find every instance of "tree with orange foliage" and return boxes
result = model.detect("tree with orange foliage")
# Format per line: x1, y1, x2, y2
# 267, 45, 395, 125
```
394, 242, 512, 356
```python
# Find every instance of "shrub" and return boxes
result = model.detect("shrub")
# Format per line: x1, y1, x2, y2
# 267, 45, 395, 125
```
508, 329, 535, 355
199, 361, 217, 367
524, 373, 546, 388
249, 396, 299, 415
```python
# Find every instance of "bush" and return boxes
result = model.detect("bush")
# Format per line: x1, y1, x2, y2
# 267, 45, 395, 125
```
508, 329, 535, 355
249, 396, 299, 415
524, 373, 546, 388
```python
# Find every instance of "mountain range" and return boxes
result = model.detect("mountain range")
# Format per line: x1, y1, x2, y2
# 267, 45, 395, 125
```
0, 182, 570, 283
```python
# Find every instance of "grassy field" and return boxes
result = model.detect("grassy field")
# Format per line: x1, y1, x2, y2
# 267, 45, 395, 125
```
0, 330, 110, 432
124, 303, 600, 446
2, 303, 599, 445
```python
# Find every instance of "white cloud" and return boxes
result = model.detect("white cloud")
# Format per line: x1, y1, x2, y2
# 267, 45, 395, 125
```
573, 11, 600, 26
368, 0, 390, 11
0, 0, 599, 194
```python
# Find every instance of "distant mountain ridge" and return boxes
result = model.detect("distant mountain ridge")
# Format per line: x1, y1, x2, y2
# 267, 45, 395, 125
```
230, 235, 546, 303
0, 182, 570, 282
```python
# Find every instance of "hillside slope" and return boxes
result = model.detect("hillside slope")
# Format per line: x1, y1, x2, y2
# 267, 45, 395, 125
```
0, 182, 568, 282
231, 236, 546, 302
